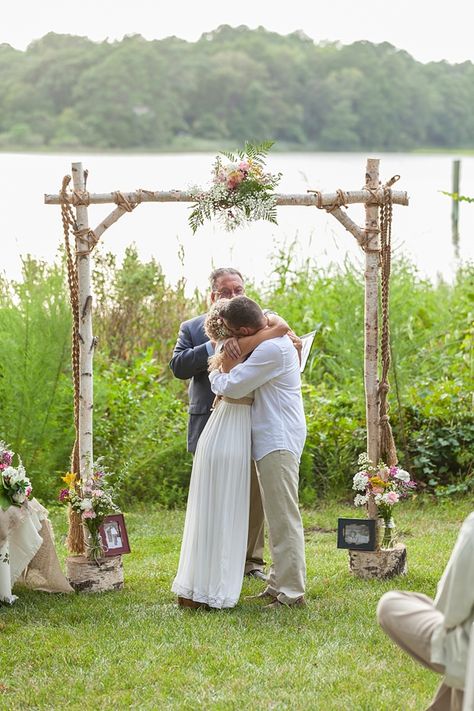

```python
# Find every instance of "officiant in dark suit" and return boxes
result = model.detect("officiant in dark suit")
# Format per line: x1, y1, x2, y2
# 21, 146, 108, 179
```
169, 267, 266, 580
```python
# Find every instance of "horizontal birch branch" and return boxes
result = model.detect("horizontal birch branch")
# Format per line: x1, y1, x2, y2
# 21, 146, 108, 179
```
44, 188, 409, 207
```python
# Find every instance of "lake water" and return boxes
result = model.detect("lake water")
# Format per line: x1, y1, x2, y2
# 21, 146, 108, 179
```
2, 152, 473, 293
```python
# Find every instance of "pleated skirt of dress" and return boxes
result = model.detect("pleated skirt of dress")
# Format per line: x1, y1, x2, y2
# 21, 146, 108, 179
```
171, 400, 251, 609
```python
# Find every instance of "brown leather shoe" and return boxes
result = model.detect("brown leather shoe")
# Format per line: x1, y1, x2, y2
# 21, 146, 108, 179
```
263, 596, 306, 610
244, 590, 276, 602
177, 596, 210, 610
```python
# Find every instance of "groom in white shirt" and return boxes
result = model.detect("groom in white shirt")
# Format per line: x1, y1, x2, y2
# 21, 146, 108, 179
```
209, 296, 307, 608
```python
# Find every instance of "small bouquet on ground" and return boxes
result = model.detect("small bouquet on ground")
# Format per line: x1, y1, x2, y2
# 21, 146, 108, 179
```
59, 466, 119, 561
0, 441, 33, 510
188, 140, 282, 233
352, 453, 416, 548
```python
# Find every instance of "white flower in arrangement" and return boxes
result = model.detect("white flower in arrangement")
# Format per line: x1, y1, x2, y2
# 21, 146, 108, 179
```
354, 494, 369, 507
374, 493, 384, 505
80, 498, 93, 511
352, 472, 369, 491
12, 491, 26, 504
394, 469, 411, 483
3, 466, 21, 484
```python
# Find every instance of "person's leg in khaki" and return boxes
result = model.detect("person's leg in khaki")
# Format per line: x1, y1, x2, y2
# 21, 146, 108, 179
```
377, 590, 464, 710
244, 460, 266, 578
255, 450, 305, 606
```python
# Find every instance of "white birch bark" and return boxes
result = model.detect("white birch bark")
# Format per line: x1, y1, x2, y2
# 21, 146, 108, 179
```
72, 162, 93, 484
364, 158, 381, 519
44, 188, 409, 208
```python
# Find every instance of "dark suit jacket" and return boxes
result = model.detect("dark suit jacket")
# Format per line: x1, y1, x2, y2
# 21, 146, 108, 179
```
169, 314, 215, 453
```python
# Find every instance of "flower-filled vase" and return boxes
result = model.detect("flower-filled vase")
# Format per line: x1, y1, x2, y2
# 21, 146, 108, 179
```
83, 523, 104, 562
379, 516, 396, 549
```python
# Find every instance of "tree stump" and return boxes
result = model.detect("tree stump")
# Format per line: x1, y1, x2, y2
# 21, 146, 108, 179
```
349, 544, 407, 580
66, 555, 124, 592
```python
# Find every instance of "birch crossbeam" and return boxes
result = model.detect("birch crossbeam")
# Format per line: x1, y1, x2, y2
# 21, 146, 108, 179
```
44, 189, 409, 207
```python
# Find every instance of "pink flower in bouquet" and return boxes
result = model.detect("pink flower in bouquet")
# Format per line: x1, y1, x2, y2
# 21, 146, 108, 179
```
226, 170, 245, 190
92, 489, 104, 497
82, 509, 96, 519
238, 161, 250, 174
25, 486, 32, 497
385, 491, 400, 504
1, 451, 13, 467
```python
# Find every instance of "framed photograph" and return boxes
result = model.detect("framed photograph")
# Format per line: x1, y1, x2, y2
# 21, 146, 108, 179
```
337, 517, 376, 551
99, 513, 131, 556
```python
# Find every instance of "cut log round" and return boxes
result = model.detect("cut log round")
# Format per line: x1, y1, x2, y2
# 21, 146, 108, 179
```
66, 554, 124, 593
349, 544, 407, 580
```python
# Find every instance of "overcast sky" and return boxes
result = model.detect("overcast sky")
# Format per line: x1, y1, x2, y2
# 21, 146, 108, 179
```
2, 0, 474, 64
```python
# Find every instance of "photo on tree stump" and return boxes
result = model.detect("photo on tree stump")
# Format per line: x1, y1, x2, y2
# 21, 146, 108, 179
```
99, 513, 131, 556
337, 518, 376, 551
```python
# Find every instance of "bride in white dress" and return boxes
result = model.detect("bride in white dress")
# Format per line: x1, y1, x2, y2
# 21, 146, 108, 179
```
171, 301, 287, 610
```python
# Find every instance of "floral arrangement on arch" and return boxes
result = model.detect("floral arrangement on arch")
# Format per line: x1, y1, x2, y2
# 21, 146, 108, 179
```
0, 441, 33, 510
188, 141, 282, 233
352, 453, 416, 546
59, 466, 119, 560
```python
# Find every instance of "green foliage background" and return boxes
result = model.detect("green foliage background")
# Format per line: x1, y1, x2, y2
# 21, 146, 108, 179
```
1, 26, 474, 151
0, 247, 472, 506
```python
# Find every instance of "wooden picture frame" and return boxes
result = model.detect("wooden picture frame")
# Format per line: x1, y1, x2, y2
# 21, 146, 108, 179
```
99, 513, 131, 556
337, 517, 376, 551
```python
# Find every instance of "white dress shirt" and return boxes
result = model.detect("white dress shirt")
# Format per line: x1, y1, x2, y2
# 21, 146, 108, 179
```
209, 336, 306, 462
431, 511, 474, 688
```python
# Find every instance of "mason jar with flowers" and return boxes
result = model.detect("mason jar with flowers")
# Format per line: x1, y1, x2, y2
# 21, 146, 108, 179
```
59, 467, 119, 561
352, 453, 416, 548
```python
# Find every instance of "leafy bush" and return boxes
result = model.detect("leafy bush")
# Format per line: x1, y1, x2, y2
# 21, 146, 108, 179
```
0, 247, 471, 506
94, 353, 192, 508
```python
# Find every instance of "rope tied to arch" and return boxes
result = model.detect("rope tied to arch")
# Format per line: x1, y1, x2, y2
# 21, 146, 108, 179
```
308, 188, 348, 212
378, 179, 398, 467
59, 175, 85, 554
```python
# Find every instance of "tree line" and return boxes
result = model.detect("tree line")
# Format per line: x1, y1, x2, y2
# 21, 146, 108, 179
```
1, 25, 474, 152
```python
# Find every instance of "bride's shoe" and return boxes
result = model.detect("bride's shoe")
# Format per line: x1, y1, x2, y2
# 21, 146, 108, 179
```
177, 596, 210, 610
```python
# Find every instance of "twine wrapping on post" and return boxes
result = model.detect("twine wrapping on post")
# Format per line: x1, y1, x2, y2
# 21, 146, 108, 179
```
378, 177, 399, 466
59, 175, 85, 554
308, 188, 348, 213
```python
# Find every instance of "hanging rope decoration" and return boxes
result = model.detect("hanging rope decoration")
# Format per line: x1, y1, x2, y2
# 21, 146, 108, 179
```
59, 175, 85, 554
378, 176, 400, 467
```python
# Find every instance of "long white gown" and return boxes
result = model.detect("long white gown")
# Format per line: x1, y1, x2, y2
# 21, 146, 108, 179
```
171, 395, 252, 609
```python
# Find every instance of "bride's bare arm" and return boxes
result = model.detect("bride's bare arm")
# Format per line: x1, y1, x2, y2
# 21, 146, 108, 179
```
230, 314, 289, 360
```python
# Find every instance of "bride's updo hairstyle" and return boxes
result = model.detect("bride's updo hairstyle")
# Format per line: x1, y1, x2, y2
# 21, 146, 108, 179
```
204, 299, 233, 341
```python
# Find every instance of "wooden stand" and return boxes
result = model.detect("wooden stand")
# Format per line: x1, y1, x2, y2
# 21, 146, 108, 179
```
348, 544, 407, 580
66, 555, 124, 593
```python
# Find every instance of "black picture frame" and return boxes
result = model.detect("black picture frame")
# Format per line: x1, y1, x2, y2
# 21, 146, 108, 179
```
99, 513, 131, 556
337, 517, 376, 551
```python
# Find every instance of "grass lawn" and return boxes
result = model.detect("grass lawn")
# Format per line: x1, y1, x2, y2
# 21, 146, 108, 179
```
0, 497, 472, 710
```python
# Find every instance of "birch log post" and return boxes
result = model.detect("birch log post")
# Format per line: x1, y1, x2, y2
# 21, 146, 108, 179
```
72, 162, 94, 484
69, 163, 124, 591
349, 158, 408, 579
364, 158, 381, 521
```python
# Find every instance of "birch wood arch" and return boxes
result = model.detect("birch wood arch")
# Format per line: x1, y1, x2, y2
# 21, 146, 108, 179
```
45, 157, 409, 567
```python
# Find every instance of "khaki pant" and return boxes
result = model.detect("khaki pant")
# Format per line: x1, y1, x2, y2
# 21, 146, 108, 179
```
255, 450, 306, 604
245, 460, 266, 573
377, 591, 465, 711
